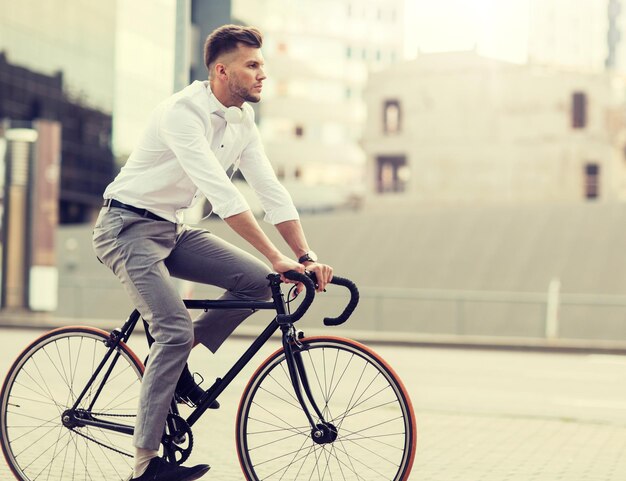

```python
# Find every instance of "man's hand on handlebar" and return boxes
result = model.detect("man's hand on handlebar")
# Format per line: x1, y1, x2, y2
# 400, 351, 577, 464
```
272, 255, 309, 297
272, 255, 333, 296
303, 262, 333, 292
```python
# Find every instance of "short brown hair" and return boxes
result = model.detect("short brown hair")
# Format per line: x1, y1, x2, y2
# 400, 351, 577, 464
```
204, 25, 263, 75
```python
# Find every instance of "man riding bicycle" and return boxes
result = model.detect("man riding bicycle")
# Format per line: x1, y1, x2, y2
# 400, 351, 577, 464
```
93, 24, 333, 481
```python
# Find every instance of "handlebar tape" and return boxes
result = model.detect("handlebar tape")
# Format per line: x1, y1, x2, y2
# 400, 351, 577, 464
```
323, 276, 360, 326
277, 271, 360, 326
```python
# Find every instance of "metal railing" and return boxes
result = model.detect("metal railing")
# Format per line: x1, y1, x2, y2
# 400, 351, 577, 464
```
54, 276, 626, 342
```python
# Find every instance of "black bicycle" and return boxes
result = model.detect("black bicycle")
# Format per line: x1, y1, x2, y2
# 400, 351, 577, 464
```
0, 271, 416, 481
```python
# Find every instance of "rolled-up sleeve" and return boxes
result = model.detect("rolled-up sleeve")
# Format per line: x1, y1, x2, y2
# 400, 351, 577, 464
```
158, 99, 250, 219
239, 124, 299, 225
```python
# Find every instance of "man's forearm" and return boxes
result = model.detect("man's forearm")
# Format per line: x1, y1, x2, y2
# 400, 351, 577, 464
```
224, 210, 282, 262
275, 219, 333, 292
275, 220, 310, 259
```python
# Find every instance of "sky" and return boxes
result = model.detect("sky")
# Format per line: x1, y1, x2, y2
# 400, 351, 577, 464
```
404, 0, 531, 63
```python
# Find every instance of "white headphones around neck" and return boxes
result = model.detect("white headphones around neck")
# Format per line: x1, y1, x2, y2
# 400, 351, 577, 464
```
224, 106, 244, 124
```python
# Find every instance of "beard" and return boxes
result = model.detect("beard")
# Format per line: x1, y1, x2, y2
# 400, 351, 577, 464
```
229, 77, 261, 103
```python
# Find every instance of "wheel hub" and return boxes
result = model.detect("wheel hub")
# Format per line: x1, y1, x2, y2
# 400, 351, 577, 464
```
311, 423, 338, 445
61, 410, 80, 429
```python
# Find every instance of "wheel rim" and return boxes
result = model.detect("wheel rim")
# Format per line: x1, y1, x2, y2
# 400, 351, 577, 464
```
1, 329, 142, 481
238, 339, 414, 481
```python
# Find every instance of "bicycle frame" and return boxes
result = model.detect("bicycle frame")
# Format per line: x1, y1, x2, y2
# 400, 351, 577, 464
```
66, 273, 328, 444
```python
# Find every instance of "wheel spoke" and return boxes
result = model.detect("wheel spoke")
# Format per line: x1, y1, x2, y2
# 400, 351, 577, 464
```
250, 402, 312, 437
259, 384, 304, 411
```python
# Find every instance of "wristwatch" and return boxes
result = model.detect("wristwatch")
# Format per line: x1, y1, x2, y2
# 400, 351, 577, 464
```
298, 251, 318, 264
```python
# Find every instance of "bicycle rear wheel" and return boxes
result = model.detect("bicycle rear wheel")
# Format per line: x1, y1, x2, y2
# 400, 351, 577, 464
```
0, 326, 144, 481
236, 336, 417, 481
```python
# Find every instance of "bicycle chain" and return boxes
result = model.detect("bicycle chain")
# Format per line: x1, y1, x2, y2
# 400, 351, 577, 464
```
69, 427, 133, 458
89, 412, 136, 418
67, 412, 192, 462
67, 411, 136, 457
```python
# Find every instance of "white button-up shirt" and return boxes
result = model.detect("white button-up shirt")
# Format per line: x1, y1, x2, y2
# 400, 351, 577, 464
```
103, 80, 299, 225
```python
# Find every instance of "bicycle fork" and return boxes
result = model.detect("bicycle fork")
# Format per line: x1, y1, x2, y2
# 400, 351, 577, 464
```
281, 328, 338, 445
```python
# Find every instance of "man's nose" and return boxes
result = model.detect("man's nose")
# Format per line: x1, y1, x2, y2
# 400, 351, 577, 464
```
257, 68, 267, 80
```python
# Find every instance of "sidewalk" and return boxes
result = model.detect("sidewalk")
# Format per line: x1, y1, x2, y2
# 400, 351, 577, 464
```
1, 328, 625, 480
411, 411, 626, 480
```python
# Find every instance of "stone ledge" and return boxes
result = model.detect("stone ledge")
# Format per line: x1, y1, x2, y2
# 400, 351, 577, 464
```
2, 313, 625, 355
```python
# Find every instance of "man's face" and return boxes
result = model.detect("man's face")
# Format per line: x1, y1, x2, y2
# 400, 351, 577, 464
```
224, 44, 266, 104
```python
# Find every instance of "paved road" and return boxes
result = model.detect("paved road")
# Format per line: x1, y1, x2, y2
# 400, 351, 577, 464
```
1, 326, 625, 480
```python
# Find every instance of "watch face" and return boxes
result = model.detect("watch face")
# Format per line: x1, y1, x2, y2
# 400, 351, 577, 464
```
300, 251, 318, 263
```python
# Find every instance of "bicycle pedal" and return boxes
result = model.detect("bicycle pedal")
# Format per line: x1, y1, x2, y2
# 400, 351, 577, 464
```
174, 393, 196, 408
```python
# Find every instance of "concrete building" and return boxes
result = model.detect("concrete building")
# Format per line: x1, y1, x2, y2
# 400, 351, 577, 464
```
232, 0, 404, 192
0, 0, 118, 223
0, 0, 186, 217
0, 54, 114, 223
186, 0, 233, 86
362, 51, 626, 205
0, 0, 117, 112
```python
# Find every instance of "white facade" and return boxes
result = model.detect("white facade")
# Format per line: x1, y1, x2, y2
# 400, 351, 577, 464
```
363, 51, 626, 205
232, 0, 403, 189
528, 0, 626, 74
528, 0, 608, 72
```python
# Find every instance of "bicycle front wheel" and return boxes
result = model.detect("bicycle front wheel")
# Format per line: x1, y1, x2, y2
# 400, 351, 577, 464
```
0, 326, 144, 481
236, 336, 417, 481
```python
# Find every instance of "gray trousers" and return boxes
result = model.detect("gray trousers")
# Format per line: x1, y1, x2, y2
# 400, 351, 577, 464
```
92, 206, 272, 449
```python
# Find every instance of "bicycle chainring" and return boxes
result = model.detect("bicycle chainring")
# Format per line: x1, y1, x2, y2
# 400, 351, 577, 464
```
162, 414, 194, 465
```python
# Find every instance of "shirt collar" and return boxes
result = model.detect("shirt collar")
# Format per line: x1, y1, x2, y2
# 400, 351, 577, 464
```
204, 81, 228, 118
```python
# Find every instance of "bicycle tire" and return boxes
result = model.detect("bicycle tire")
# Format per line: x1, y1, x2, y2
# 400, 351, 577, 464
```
236, 336, 417, 481
0, 326, 144, 481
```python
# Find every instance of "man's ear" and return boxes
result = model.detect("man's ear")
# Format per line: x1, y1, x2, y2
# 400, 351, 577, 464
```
215, 63, 228, 80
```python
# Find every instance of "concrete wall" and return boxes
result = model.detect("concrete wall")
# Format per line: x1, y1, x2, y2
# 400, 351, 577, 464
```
54, 202, 626, 342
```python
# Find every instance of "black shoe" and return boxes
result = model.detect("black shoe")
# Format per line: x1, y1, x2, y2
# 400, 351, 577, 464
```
175, 364, 219, 409
130, 456, 209, 481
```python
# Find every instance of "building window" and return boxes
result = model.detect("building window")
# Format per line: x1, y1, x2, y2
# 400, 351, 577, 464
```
376, 156, 409, 193
584, 163, 599, 199
383, 100, 401, 134
295, 125, 304, 137
572, 92, 587, 129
